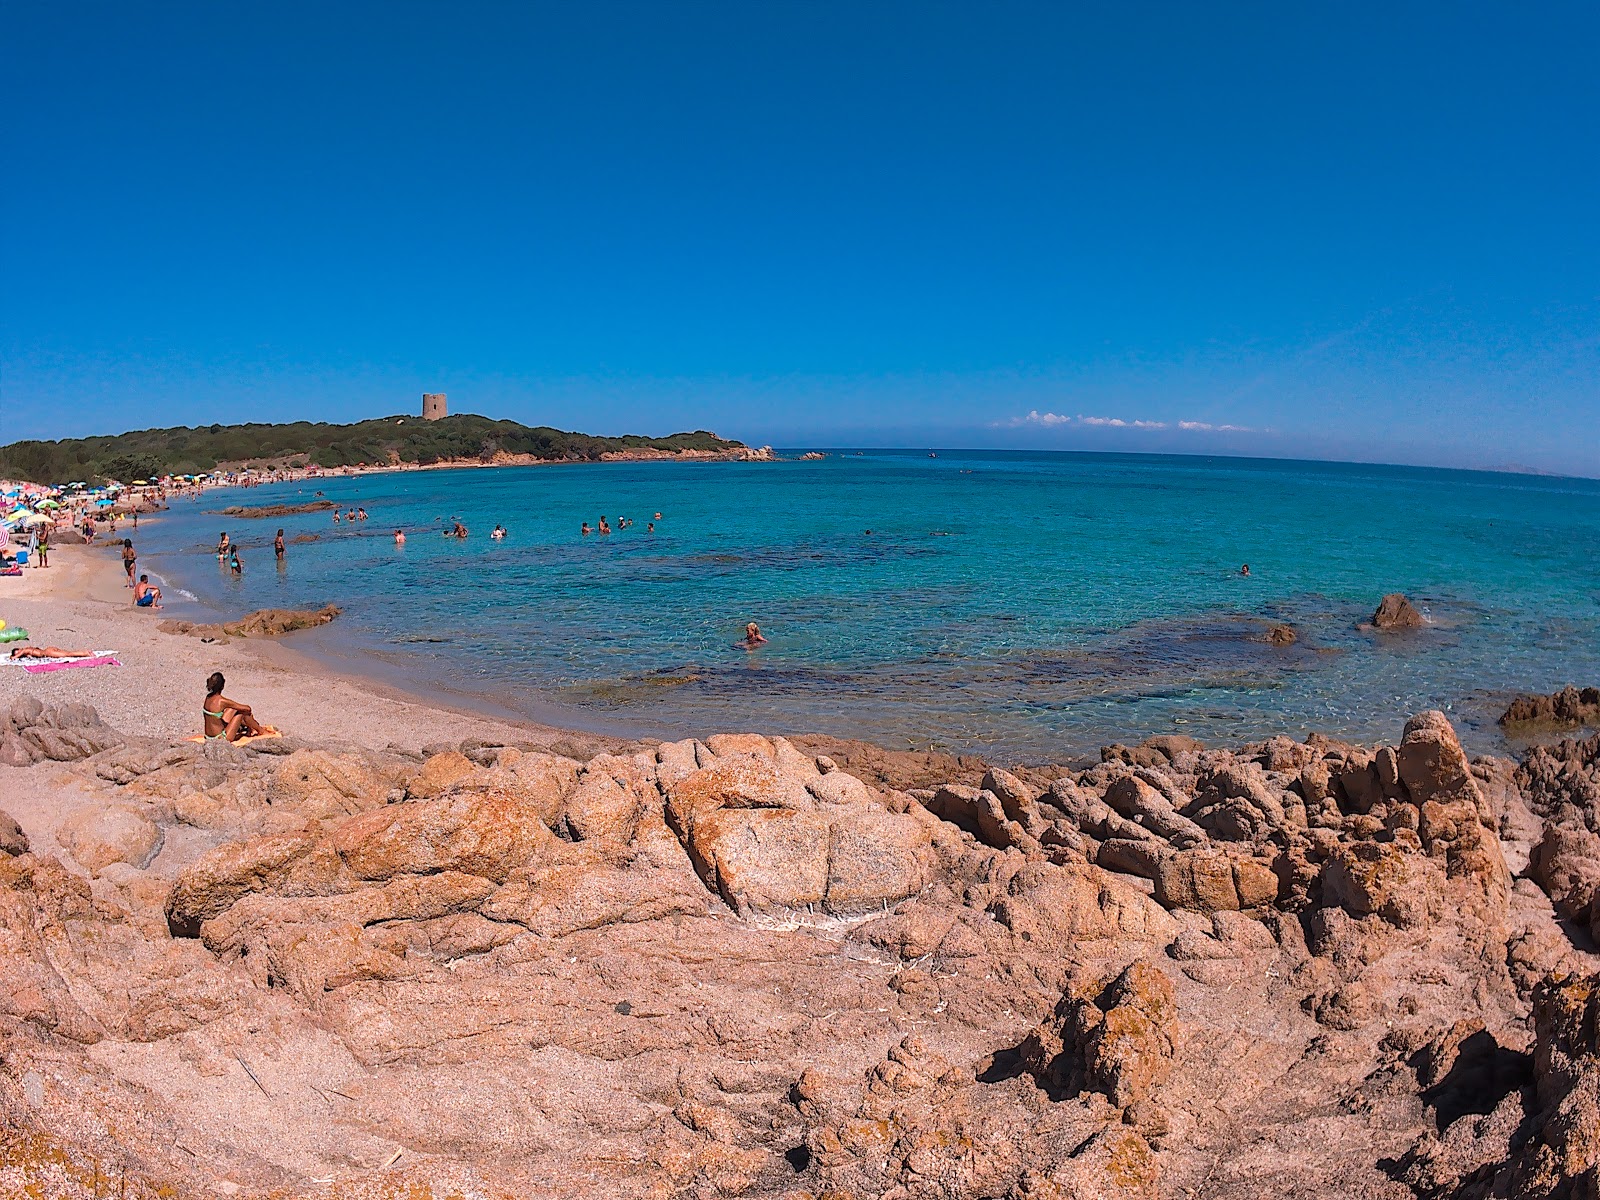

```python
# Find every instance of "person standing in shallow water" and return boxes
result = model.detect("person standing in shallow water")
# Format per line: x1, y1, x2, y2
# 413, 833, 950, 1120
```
743, 622, 768, 650
274, 529, 286, 561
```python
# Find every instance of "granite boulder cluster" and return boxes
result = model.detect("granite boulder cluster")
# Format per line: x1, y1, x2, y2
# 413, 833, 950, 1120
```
0, 697, 1597, 1199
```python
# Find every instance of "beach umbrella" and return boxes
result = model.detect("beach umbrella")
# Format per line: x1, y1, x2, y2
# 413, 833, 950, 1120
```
16, 513, 53, 528
37, 499, 60, 509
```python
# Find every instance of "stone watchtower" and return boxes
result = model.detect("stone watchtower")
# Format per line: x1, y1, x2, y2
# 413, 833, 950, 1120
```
422, 393, 447, 421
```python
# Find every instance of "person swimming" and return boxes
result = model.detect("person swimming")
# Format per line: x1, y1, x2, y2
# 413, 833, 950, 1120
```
1240, 564, 1251, 576
581, 522, 592, 536
491, 525, 506, 539
394, 529, 406, 544
742, 622, 768, 649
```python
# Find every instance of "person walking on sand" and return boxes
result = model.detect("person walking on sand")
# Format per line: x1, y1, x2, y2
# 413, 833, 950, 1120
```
133, 574, 162, 608
35, 527, 49, 568
274, 529, 286, 561
121, 539, 136, 587
742, 622, 768, 649
203, 672, 275, 742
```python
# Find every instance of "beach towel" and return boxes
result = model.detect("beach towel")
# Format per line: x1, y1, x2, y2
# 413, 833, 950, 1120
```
183, 729, 283, 746
2, 650, 118, 667
21, 654, 122, 674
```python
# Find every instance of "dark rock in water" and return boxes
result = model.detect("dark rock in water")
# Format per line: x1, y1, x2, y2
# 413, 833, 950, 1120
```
1500, 685, 1600, 729
1370, 592, 1426, 629
288, 532, 321, 544
159, 604, 341, 640
219, 500, 337, 518
1263, 623, 1297, 646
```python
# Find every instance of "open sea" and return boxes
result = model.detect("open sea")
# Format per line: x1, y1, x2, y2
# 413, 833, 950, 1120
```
135, 450, 1600, 761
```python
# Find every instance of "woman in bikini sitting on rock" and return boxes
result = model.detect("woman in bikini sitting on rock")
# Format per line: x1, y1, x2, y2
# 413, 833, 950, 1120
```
203, 671, 276, 742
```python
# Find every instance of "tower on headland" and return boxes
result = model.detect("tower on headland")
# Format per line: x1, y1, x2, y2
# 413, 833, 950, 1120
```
422, 393, 447, 421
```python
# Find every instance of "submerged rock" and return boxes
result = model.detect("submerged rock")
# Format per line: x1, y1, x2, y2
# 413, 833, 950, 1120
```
159, 603, 342, 639
1500, 684, 1600, 730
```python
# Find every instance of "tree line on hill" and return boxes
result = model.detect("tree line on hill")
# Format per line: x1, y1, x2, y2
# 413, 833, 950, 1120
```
0, 415, 743, 485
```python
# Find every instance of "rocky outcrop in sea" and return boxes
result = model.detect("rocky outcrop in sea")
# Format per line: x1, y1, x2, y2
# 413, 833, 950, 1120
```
1, 700, 1597, 1198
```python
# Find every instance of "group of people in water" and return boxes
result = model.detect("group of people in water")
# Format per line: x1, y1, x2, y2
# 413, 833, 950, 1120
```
581, 512, 660, 536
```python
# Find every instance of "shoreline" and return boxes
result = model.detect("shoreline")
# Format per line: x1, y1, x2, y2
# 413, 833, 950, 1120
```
0, 543, 645, 757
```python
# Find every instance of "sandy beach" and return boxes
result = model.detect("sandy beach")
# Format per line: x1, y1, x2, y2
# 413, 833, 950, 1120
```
0, 541, 636, 758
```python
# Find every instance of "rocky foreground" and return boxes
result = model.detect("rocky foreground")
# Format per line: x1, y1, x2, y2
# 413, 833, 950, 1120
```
2, 699, 1598, 1199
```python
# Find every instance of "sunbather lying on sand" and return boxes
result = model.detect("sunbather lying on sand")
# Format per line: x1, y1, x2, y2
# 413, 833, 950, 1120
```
9, 645, 95, 660
203, 671, 277, 742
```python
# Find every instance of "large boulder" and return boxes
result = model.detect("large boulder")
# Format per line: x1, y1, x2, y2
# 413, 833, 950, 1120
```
1396, 710, 1483, 812
989, 863, 1179, 946
329, 789, 555, 883
58, 805, 162, 872
0, 698, 124, 766
664, 737, 949, 917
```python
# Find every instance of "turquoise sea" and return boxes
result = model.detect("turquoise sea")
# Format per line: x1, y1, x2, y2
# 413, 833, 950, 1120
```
136, 451, 1600, 760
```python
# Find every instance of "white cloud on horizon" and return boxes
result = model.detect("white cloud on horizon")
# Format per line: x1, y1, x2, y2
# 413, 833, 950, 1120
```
997, 411, 1262, 434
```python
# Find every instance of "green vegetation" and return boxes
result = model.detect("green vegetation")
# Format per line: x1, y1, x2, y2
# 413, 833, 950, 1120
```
0, 414, 744, 484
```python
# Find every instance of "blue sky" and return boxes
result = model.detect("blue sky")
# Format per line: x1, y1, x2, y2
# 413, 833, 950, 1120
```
3, 2, 1597, 475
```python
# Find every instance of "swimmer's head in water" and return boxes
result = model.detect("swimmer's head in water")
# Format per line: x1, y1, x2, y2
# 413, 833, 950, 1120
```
746, 623, 760, 636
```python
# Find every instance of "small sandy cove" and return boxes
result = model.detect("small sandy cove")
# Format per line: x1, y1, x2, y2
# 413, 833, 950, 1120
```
0, 544, 631, 756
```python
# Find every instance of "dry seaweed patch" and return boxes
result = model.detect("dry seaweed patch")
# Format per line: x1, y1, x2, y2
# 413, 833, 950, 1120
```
0, 702, 1598, 1197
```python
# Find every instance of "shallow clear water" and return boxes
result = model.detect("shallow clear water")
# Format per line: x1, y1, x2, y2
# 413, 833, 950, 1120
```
137, 450, 1600, 759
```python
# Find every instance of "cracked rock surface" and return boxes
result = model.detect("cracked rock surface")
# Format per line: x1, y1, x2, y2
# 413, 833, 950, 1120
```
1, 699, 1597, 1199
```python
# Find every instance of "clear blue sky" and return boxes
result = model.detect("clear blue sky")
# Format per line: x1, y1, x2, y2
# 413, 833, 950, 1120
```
3, 2, 1597, 475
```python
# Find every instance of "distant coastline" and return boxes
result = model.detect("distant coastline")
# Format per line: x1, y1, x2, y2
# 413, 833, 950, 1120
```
0, 411, 772, 488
